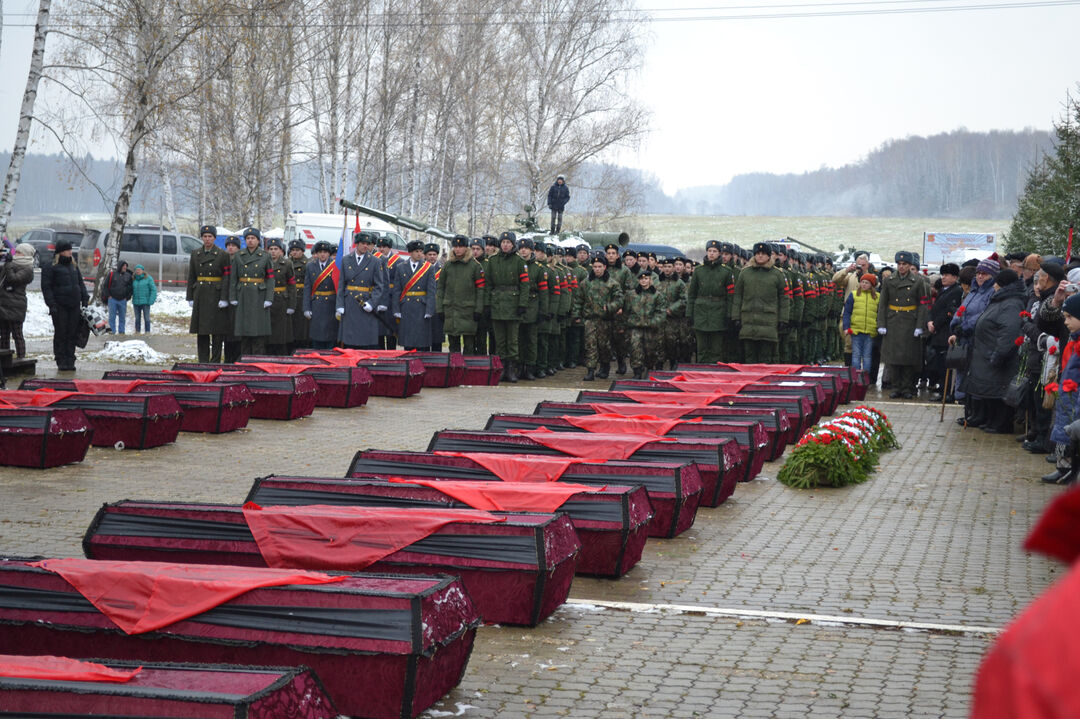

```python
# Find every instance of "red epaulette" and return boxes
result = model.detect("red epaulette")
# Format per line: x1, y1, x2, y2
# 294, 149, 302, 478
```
222, 265, 232, 276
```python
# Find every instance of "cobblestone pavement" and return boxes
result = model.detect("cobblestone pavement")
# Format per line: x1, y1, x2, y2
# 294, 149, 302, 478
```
0, 341, 1062, 717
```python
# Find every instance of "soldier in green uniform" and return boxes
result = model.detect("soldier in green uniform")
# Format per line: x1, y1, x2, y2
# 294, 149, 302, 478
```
687, 240, 735, 364
186, 224, 231, 363
470, 238, 492, 354
578, 253, 624, 381
672, 256, 693, 363
605, 244, 632, 375
823, 258, 842, 361
222, 236, 242, 362
265, 238, 296, 355
720, 242, 742, 363
625, 269, 668, 378
485, 231, 529, 382
554, 246, 573, 373
658, 257, 687, 370
516, 238, 548, 381
287, 239, 308, 352
533, 242, 559, 377
228, 228, 274, 357
731, 242, 792, 363
774, 245, 803, 364
436, 235, 485, 353
877, 250, 930, 398
566, 244, 590, 368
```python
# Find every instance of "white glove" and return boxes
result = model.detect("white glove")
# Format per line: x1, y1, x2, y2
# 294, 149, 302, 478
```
376, 305, 387, 313
363, 302, 374, 313
230, 300, 238, 306
286, 308, 294, 315
877, 327, 887, 335
335, 308, 344, 319
217, 300, 228, 308
913, 328, 923, 337
187, 300, 194, 308
304, 311, 312, 319
424, 314, 433, 319
263, 300, 272, 309
394, 312, 402, 319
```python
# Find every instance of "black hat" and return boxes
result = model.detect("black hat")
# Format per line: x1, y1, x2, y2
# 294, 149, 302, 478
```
424, 243, 440, 254
266, 238, 284, 250
591, 251, 608, 264
499, 231, 516, 244
1004, 252, 1027, 263
483, 234, 499, 246
354, 231, 375, 245
623, 249, 637, 258
225, 235, 241, 248
777, 245, 790, 256
313, 240, 333, 253
1042, 261, 1066, 282
718, 242, 733, 254
469, 238, 483, 248
377, 236, 393, 248
659, 257, 674, 265
996, 268, 1019, 286
939, 263, 960, 277
961, 258, 980, 268
535, 242, 548, 254
452, 235, 469, 248
199, 225, 217, 237
604, 243, 620, 252
706, 240, 721, 251
518, 237, 534, 250
54, 239, 72, 253
288, 239, 306, 253
753, 242, 770, 255
576, 243, 590, 254
244, 228, 261, 241
895, 251, 915, 265
406, 240, 424, 252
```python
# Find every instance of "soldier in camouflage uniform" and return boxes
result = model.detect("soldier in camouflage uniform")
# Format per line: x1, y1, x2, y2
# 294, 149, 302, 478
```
658, 258, 687, 370
436, 235, 485, 353
485, 231, 529, 382
265, 238, 296, 355
687, 240, 735, 364
605, 244, 632, 375
516, 238, 548, 381
577, 253, 624, 381
625, 269, 668, 378
288, 239, 308, 352
187, 224, 231, 363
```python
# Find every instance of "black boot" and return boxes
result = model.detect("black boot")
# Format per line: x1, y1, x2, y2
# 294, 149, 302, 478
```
505, 362, 518, 383
522, 365, 536, 381
596, 363, 610, 379
583, 368, 596, 382
616, 359, 627, 375
632, 367, 644, 380
1042, 468, 1068, 483
967, 398, 988, 428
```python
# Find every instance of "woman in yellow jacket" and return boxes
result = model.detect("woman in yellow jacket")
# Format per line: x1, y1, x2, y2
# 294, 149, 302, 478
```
842, 273, 880, 372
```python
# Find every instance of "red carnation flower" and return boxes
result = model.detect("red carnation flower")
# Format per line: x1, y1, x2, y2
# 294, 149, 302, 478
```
1014, 337, 1024, 347
1049, 345, 1059, 355
956, 306, 966, 317
1045, 382, 1060, 393
1020, 310, 1032, 319
845, 328, 853, 335
1065, 380, 1079, 393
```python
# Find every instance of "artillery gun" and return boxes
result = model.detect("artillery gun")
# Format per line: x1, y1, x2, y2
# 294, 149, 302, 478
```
514, 203, 629, 249
338, 198, 456, 250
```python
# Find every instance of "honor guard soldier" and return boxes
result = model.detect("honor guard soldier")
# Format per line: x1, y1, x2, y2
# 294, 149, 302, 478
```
719, 242, 741, 362
265, 238, 296, 355
534, 242, 560, 376
553, 245, 573, 374
391, 240, 436, 350
775, 245, 805, 364
731, 241, 792, 363
228, 228, 274, 357
337, 231, 388, 349
376, 236, 401, 349
221, 236, 242, 362
303, 240, 339, 349
187, 224, 231, 363
625, 268, 667, 377
578, 252, 624, 381
425, 242, 445, 351
877, 250, 930, 398
516, 237, 549, 381
687, 239, 735, 364
288, 239, 308, 351
658, 257, 687, 370
470, 238, 492, 354
605, 243, 632, 375
485, 231, 529, 382
436, 235, 485, 354
565, 243, 590, 368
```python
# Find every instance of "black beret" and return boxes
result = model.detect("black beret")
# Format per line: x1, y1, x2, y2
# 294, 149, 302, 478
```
199, 225, 217, 237
406, 240, 424, 252
753, 242, 770, 255
288, 239, 306, 252
354, 231, 375, 245
1041, 261, 1066, 282
225, 235, 241, 247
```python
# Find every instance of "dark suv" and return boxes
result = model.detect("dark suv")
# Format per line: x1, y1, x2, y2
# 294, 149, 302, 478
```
16, 228, 84, 267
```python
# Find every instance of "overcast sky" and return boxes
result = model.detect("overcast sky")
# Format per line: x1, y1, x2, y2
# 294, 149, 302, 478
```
1, 0, 1078, 195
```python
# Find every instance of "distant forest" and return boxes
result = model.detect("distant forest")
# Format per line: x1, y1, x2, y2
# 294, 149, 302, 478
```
0, 128, 1054, 228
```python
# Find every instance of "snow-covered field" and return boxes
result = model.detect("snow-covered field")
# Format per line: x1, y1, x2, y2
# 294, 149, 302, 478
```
24, 289, 191, 338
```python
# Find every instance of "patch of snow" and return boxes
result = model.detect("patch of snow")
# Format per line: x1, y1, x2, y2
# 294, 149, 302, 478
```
154, 290, 194, 319
85, 340, 171, 364
23, 291, 54, 338
424, 703, 476, 717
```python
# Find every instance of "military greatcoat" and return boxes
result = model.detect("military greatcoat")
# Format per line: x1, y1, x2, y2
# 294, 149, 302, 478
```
303, 257, 339, 344
337, 251, 388, 347
391, 259, 437, 348
228, 246, 274, 337
187, 244, 230, 335
268, 255, 296, 346
436, 255, 485, 336
877, 269, 930, 367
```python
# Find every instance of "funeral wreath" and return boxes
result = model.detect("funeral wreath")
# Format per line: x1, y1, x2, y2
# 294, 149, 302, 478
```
777, 406, 899, 489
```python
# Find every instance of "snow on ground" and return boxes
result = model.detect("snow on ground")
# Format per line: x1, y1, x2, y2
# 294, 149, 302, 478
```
155, 290, 193, 319
23, 291, 54, 338
84, 340, 172, 364
23, 289, 191, 338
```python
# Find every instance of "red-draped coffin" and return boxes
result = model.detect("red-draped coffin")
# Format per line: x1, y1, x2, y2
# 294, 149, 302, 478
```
608, 377, 827, 422
405, 352, 466, 388
296, 350, 426, 398
462, 355, 503, 386
176, 358, 370, 410
0, 660, 337, 718
427, 429, 740, 508
693, 362, 870, 402
0, 406, 93, 468
648, 370, 843, 416
84, 501, 579, 627
0, 559, 476, 719
20, 378, 253, 434
484, 413, 768, 483
247, 475, 653, 579
348, 449, 701, 539
534, 400, 788, 462
0, 390, 182, 450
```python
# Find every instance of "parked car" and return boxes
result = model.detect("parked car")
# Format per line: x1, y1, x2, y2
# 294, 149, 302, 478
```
16, 228, 84, 267
78, 226, 202, 287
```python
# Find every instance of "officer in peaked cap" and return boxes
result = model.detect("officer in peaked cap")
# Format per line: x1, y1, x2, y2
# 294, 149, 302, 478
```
389, 239, 436, 350
688, 239, 736, 364
878, 249, 930, 398
188, 223, 230, 362
337, 226, 388, 350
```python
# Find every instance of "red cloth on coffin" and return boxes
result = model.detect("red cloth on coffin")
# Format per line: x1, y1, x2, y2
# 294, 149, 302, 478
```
295, 353, 356, 366
1023, 484, 1080, 565
621, 391, 726, 406
507, 427, 673, 460
330, 348, 411, 360
563, 413, 696, 436
0, 390, 79, 406
665, 377, 758, 393
239, 363, 325, 375
718, 363, 801, 374
163, 370, 223, 382
386, 477, 602, 512
0, 654, 141, 683
30, 558, 344, 635
433, 452, 606, 483
242, 503, 506, 570
660, 370, 774, 383
589, 402, 698, 419
72, 380, 147, 393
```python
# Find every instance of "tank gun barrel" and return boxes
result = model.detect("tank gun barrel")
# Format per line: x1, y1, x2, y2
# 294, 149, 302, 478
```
581, 231, 630, 247
338, 198, 454, 241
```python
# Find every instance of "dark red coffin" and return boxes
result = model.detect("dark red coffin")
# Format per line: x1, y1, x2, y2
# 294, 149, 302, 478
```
348, 449, 701, 539
462, 355, 503, 386
247, 475, 653, 579
427, 428, 740, 508
0, 660, 337, 718
0, 558, 477, 719
408, 352, 466, 388
296, 350, 426, 398
85, 501, 580, 627
176, 359, 370, 410
607, 378, 826, 422
0, 406, 93, 468
535, 400, 788, 462
20, 378, 253, 434
649, 369, 843, 416
484, 413, 768, 483
691, 362, 868, 402
0, 390, 182, 450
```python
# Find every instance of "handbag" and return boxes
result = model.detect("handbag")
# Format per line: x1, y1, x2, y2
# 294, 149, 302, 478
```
945, 342, 969, 370
1004, 374, 1031, 409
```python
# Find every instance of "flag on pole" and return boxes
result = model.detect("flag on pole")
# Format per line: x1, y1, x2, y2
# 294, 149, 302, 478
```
333, 210, 346, 292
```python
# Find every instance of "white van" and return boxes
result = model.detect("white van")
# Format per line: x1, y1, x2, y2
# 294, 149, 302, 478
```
283, 212, 410, 256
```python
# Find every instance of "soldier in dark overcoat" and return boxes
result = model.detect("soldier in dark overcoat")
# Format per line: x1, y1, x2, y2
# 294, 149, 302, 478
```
187, 225, 230, 362
303, 241, 339, 349
336, 231, 388, 349
877, 250, 930, 398
425, 242, 445, 351
228, 228, 274, 357
265, 239, 296, 355
288, 239, 309, 351
376, 236, 401, 349
391, 240, 436, 350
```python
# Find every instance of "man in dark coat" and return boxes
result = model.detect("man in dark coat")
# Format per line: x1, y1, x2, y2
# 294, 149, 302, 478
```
376, 236, 401, 349
228, 228, 274, 357
546, 174, 570, 234
927, 263, 962, 401
187, 225, 230, 362
391, 240, 436, 350
265, 238, 296, 355
877, 250, 930, 398
337, 231, 388, 349
288, 239, 308, 351
40, 240, 89, 371
963, 269, 1026, 433
425, 242, 445, 351
302, 241, 339, 350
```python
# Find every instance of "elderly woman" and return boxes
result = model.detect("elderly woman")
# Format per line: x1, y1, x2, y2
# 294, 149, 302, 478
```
950, 256, 1001, 426
0, 243, 35, 359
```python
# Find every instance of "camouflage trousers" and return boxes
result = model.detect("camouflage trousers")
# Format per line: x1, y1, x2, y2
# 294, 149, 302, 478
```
629, 327, 661, 370
611, 317, 629, 362
662, 319, 683, 368
584, 318, 614, 369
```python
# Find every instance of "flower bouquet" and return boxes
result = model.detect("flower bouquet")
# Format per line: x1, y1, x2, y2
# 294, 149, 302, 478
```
777, 406, 900, 489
